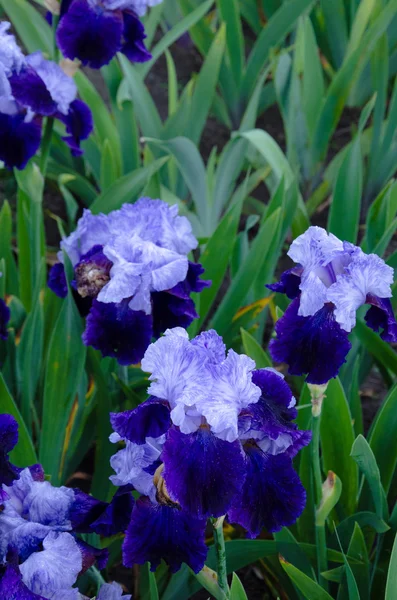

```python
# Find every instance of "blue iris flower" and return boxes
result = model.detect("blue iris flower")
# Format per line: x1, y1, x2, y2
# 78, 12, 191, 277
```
0, 22, 93, 170
48, 198, 210, 365
56, 0, 159, 69
267, 226, 397, 384
109, 329, 311, 573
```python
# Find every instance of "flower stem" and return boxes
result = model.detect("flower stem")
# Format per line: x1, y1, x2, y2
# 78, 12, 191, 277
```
309, 383, 328, 590
212, 516, 229, 598
40, 116, 54, 177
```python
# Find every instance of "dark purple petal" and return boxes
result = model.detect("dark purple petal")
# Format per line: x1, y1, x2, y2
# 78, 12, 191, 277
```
56, 99, 93, 157
151, 262, 210, 337
0, 561, 45, 599
48, 263, 68, 299
365, 294, 397, 343
0, 298, 10, 340
0, 414, 20, 492
239, 369, 311, 458
266, 266, 302, 299
68, 489, 107, 532
89, 490, 134, 537
0, 113, 41, 170
121, 11, 151, 63
76, 539, 109, 573
73, 245, 112, 299
60, 0, 74, 17
270, 298, 351, 384
162, 426, 245, 519
110, 398, 171, 445
83, 299, 153, 365
228, 445, 306, 538
123, 497, 207, 573
9, 67, 57, 116
57, 0, 123, 69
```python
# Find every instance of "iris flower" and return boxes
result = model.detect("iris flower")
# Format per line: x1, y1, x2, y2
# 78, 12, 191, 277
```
267, 226, 397, 384
0, 22, 92, 170
109, 328, 311, 573
48, 198, 210, 365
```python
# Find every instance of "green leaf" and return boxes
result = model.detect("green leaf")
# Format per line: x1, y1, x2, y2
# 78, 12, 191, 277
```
193, 198, 243, 331
216, 0, 244, 87
100, 139, 120, 191
334, 511, 389, 549
0, 372, 37, 467
140, 0, 215, 77
17, 264, 45, 431
140, 563, 160, 600
354, 320, 397, 375
0, 200, 18, 295
75, 71, 122, 178
320, 0, 348, 68
300, 16, 325, 138
352, 434, 388, 519
320, 378, 358, 517
188, 24, 226, 144
280, 559, 334, 600
242, 0, 314, 103
229, 573, 248, 600
340, 523, 370, 600
90, 158, 168, 214
0, 0, 51, 54
39, 261, 86, 484
144, 137, 210, 232
210, 208, 282, 337
241, 328, 272, 368
385, 534, 397, 600
15, 163, 45, 312
327, 136, 362, 244
119, 56, 163, 138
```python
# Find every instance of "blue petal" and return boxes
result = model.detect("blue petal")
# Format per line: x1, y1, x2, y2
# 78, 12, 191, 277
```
0, 560, 45, 599
162, 426, 246, 519
19, 531, 82, 597
266, 266, 302, 299
9, 67, 57, 115
239, 369, 311, 457
48, 263, 68, 299
110, 398, 171, 444
0, 298, 10, 340
97, 582, 131, 600
365, 294, 397, 343
152, 262, 210, 337
270, 298, 351, 384
228, 444, 307, 537
76, 538, 109, 572
89, 490, 134, 537
68, 489, 107, 532
121, 11, 151, 63
83, 299, 153, 365
0, 413, 19, 492
0, 113, 41, 170
123, 497, 207, 573
56, 0, 123, 69
56, 99, 93, 157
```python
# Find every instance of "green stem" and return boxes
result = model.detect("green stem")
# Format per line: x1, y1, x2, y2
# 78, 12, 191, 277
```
308, 383, 329, 590
311, 413, 329, 589
212, 516, 229, 598
40, 116, 54, 177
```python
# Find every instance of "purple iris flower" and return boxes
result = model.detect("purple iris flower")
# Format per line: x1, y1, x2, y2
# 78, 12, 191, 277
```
109, 328, 310, 573
0, 22, 93, 170
48, 198, 210, 365
267, 226, 397, 384
56, 0, 158, 69
0, 414, 20, 498
97, 582, 131, 599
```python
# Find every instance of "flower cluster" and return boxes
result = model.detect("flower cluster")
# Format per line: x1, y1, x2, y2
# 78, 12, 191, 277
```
0, 413, 132, 599
0, 22, 93, 170
267, 226, 397, 384
48, 198, 210, 365
55, 0, 159, 69
109, 328, 311, 573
